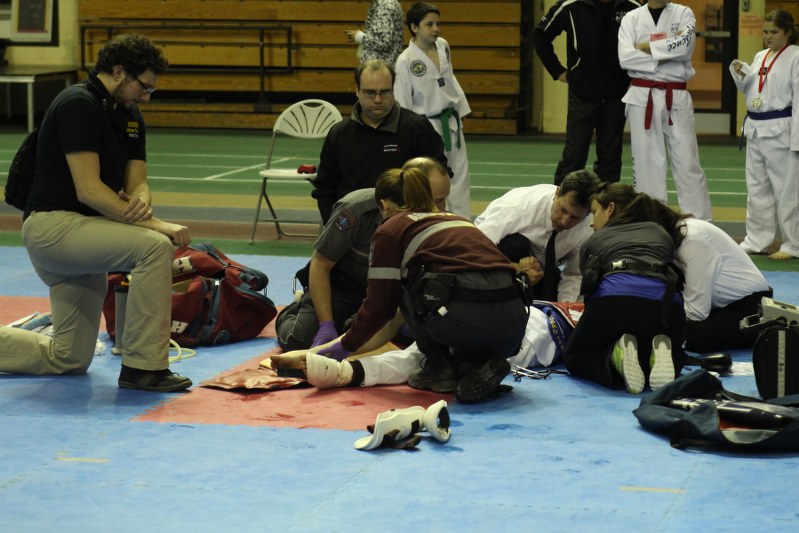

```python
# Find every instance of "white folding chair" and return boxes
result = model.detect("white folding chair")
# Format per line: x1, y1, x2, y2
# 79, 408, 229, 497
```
250, 99, 342, 242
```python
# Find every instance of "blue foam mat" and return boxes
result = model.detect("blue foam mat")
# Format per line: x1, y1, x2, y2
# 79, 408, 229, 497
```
2, 246, 799, 532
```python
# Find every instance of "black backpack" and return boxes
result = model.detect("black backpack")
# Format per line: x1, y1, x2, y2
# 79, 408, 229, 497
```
4, 80, 106, 212
752, 323, 799, 400
4, 128, 39, 211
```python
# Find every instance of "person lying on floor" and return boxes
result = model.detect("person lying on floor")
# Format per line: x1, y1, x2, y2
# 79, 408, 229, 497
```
269, 300, 583, 402
275, 165, 529, 403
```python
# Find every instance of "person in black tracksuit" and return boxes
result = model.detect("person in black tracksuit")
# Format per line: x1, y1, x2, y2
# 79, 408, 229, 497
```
533, 0, 640, 185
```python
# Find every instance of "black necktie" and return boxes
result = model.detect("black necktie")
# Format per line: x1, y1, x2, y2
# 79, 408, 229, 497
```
540, 230, 560, 301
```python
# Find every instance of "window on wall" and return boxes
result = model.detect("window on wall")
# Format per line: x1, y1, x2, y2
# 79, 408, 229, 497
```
8, 0, 58, 46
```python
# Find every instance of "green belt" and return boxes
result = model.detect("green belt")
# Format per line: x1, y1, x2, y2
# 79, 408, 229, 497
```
431, 108, 461, 151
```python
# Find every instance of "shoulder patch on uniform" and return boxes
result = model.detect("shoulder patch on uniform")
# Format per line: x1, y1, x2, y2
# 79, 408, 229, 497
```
334, 208, 358, 231
410, 59, 427, 77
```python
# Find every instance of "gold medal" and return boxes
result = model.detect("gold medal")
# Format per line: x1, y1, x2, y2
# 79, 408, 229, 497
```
752, 97, 763, 110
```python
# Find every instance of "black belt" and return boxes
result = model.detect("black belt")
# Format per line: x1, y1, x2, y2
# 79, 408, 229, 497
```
609, 260, 667, 276
748, 107, 793, 120
451, 284, 520, 303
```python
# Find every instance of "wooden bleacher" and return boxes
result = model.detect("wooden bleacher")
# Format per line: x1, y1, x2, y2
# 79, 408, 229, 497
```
78, 0, 526, 134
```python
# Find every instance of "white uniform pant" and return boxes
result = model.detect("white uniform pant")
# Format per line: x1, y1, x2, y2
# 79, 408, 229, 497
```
628, 98, 713, 221
357, 308, 555, 387
358, 342, 423, 386
740, 129, 799, 256
429, 115, 471, 219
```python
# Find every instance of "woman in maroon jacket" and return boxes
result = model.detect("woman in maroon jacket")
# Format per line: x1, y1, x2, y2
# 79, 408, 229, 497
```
316, 166, 529, 403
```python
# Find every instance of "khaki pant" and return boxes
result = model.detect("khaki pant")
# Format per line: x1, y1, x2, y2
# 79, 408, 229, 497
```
0, 211, 174, 375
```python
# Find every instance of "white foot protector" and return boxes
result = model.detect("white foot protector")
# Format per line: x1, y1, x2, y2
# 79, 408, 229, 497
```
423, 399, 451, 443
354, 400, 453, 450
354, 406, 426, 450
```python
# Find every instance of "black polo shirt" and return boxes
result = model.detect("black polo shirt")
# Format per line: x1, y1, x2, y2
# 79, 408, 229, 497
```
26, 73, 146, 216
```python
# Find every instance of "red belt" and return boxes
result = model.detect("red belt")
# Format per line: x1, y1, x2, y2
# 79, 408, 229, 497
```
630, 78, 688, 129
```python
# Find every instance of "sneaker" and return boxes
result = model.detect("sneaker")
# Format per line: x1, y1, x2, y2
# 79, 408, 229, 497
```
305, 352, 353, 389
407, 355, 458, 393
118, 365, 192, 392
649, 334, 675, 390
455, 357, 511, 404
612, 334, 644, 394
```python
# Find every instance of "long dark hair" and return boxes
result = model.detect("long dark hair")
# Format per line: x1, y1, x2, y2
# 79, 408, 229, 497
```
591, 182, 688, 248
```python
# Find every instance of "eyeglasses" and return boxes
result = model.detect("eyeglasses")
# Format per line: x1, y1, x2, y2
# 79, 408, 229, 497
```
359, 88, 393, 99
133, 76, 157, 95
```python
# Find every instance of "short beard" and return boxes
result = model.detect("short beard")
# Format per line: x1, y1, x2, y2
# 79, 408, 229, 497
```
111, 83, 129, 111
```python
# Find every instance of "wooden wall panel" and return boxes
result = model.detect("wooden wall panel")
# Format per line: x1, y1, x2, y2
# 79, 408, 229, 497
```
79, 0, 524, 134
84, 23, 519, 48
154, 71, 520, 95
78, 1, 522, 24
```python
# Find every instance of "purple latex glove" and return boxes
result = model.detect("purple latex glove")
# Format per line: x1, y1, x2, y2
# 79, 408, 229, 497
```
311, 320, 338, 348
317, 340, 351, 361
398, 323, 414, 339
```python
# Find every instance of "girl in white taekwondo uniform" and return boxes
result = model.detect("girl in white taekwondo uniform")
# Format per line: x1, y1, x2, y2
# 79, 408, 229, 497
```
731, 10, 799, 260
618, 0, 712, 222
394, 2, 472, 219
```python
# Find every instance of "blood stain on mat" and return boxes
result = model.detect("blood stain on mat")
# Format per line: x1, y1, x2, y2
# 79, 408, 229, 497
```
257, 413, 295, 421
232, 392, 273, 402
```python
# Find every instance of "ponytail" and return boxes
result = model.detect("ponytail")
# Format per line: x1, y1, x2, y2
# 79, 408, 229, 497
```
375, 167, 437, 212
401, 167, 437, 211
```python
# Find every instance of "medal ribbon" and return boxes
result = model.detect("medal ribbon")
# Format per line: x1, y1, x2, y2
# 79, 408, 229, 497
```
758, 44, 789, 94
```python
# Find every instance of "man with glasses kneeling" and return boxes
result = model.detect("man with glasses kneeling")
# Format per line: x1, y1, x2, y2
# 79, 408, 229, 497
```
312, 59, 450, 224
0, 34, 192, 392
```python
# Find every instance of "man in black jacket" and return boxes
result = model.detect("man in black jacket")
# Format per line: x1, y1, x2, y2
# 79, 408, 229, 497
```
533, 0, 640, 185
311, 59, 448, 223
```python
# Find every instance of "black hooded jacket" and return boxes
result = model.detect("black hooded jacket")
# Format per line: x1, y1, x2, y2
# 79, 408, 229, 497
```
533, 0, 641, 102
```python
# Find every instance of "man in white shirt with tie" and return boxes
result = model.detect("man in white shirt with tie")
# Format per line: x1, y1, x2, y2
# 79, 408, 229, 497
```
473, 170, 600, 301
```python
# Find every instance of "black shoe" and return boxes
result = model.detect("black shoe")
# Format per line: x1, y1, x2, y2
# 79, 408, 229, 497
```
455, 357, 511, 404
685, 353, 733, 374
407, 356, 459, 393
118, 365, 192, 392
